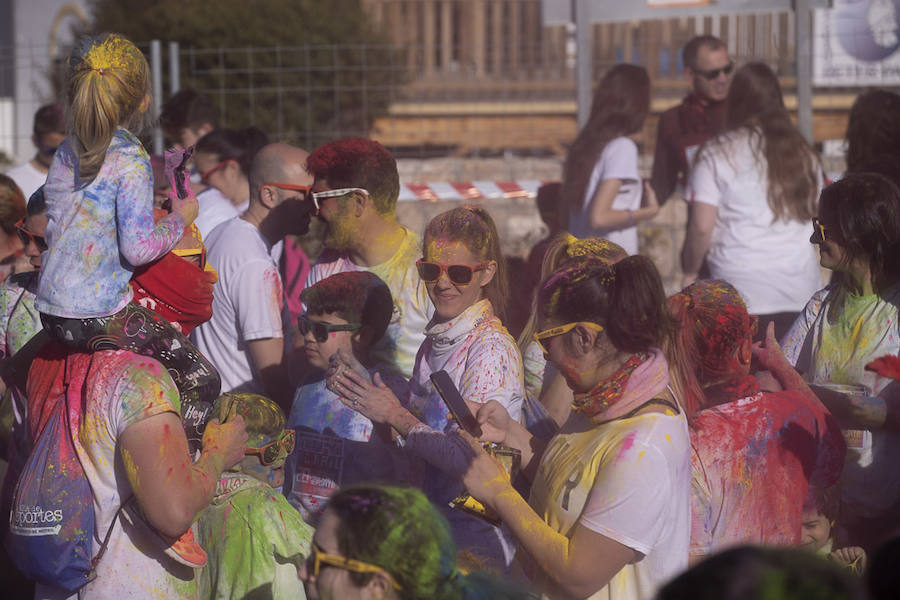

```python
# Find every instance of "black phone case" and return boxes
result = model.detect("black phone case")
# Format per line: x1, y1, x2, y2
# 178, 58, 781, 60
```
429, 370, 483, 438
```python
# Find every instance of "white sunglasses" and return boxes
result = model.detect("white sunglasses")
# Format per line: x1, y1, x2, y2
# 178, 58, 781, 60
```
311, 187, 370, 212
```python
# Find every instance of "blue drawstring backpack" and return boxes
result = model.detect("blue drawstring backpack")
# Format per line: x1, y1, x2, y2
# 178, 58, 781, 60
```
5, 354, 120, 591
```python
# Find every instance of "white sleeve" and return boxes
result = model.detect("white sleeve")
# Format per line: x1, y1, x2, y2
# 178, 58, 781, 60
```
460, 331, 524, 423
685, 147, 721, 207
232, 260, 284, 341
579, 434, 676, 555
781, 287, 829, 369
598, 138, 640, 183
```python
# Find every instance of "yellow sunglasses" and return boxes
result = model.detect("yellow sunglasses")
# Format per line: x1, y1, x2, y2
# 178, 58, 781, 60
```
306, 542, 402, 590
533, 321, 604, 354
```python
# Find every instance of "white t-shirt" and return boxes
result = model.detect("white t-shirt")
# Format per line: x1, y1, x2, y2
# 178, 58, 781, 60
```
35, 351, 197, 600
568, 137, 642, 255
193, 217, 283, 393
305, 227, 433, 379
5, 160, 47, 200
686, 128, 823, 314
193, 187, 238, 241
525, 409, 691, 600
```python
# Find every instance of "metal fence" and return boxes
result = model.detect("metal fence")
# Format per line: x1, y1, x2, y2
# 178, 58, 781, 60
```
2, 2, 899, 163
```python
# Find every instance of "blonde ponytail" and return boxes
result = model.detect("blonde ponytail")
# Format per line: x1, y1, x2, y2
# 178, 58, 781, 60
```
67, 34, 150, 180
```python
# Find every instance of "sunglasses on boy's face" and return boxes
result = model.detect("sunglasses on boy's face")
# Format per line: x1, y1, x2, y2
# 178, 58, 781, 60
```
15, 220, 47, 252
415, 260, 493, 286
694, 61, 735, 80
244, 429, 296, 466
298, 315, 362, 343
306, 542, 403, 590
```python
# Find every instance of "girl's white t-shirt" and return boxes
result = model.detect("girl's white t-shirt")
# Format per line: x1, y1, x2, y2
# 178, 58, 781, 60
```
686, 128, 823, 315
569, 137, 642, 255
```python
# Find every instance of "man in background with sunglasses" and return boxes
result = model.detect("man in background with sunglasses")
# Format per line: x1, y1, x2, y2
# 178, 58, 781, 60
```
4, 104, 65, 201
651, 35, 733, 205
193, 143, 315, 412
303, 138, 433, 380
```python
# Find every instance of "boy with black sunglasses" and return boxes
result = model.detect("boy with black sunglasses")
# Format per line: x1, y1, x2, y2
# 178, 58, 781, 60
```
285, 271, 409, 522
196, 391, 313, 600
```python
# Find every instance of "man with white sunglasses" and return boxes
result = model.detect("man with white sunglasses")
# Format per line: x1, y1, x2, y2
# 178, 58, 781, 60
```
193, 143, 314, 412
303, 138, 433, 379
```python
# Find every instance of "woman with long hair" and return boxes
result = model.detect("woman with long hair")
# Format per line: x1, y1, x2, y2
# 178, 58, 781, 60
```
327, 206, 524, 572
563, 64, 659, 255
681, 62, 823, 338
782, 172, 900, 552
517, 233, 627, 429
458, 256, 691, 599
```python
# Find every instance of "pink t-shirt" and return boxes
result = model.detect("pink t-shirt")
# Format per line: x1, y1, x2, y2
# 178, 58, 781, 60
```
689, 390, 845, 557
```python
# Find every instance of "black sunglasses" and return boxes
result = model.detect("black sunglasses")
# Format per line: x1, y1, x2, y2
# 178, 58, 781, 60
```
298, 315, 362, 343
695, 62, 735, 80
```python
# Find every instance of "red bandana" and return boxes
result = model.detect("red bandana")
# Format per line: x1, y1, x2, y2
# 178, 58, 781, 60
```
572, 353, 650, 418
130, 253, 215, 335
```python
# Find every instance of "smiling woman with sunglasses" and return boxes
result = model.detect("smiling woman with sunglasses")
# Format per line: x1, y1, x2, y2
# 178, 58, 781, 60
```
301, 485, 528, 600
782, 173, 900, 552
681, 62, 823, 341
454, 255, 691, 600
328, 206, 525, 572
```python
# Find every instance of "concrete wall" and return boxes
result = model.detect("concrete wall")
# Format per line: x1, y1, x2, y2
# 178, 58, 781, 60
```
393, 155, 690, 294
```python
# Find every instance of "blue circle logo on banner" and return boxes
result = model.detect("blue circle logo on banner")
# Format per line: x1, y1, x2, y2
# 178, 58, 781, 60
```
835, 0, 900, 61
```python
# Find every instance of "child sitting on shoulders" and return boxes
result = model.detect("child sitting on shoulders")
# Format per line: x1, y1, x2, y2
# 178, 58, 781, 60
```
196, 392, 313, 600
36, 33, 219, 431
801, 485, 867, 576
284, 271, 407, 521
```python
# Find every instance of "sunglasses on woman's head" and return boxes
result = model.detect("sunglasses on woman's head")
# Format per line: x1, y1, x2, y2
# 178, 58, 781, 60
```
298, 315, 362, 343
811, 217, 827, 243
694, 62, 735, 80
244, 429, 295, 466
416, 260, 493, 285
15, 220, 47, 252
306, 542, 403, 590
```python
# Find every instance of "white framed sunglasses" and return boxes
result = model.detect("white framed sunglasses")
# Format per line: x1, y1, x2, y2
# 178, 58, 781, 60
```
311, 187, 370, 212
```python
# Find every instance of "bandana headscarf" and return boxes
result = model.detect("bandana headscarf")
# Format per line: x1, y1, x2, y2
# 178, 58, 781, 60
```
129, 213, 216, 335
669, 279, 759, 411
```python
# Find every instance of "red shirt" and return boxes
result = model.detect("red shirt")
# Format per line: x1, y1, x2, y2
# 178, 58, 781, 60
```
689, 390, 846, 556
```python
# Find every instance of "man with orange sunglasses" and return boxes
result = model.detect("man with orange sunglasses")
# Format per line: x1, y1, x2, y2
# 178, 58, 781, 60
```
193, 143, 315, 413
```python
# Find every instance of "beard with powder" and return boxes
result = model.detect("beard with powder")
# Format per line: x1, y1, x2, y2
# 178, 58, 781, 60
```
322, 198, 359, 249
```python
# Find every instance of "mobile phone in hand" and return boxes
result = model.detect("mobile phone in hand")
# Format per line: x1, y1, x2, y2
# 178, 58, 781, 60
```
430, 370, 482, 437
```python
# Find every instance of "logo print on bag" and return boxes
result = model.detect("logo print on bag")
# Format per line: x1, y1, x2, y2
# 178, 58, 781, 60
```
10, 505, 64, 536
